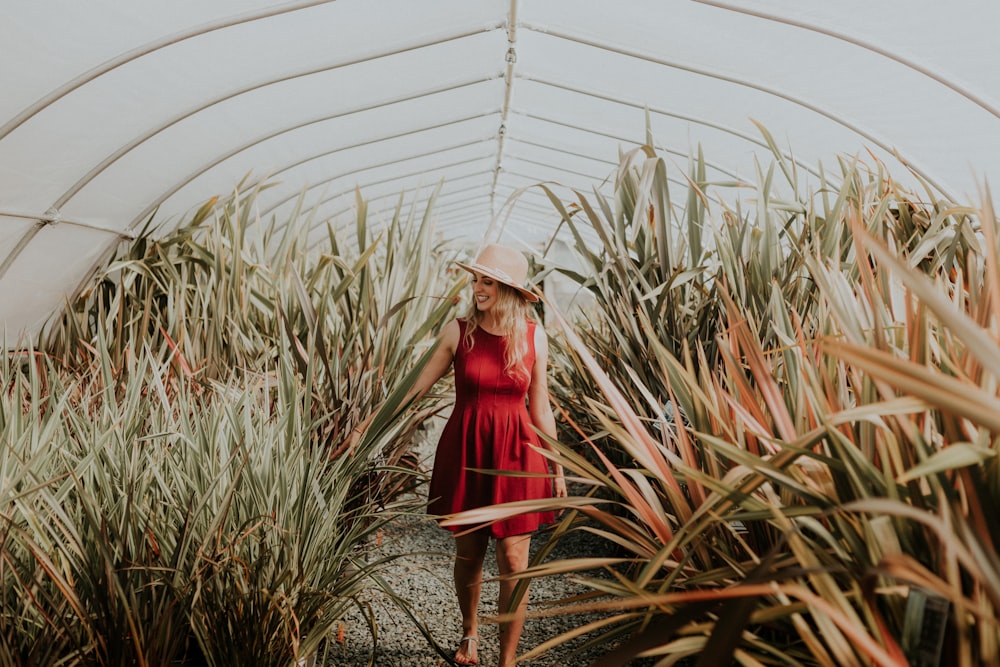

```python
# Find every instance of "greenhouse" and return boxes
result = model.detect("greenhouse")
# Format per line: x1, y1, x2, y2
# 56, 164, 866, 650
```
2, 1, 999, 665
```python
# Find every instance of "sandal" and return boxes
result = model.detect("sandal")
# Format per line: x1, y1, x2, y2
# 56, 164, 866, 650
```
454, 635, 479, 665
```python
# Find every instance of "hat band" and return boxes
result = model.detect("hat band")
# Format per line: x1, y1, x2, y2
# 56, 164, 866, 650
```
469, 262, 518, 285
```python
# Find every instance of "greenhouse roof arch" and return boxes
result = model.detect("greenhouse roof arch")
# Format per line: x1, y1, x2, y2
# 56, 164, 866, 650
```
2, 0, 999, 340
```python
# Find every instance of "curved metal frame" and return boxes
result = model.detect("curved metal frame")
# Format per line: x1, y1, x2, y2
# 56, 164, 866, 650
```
521, 76, 822, 183
520, 22, 954, 201
121, 76, 503, 232
256, 110, 502, 217
0, 0, 338, 141
294, 155, 495, 227
696, 0, 1000, 122
51, 26, 504, 210
0, 0, 984, 335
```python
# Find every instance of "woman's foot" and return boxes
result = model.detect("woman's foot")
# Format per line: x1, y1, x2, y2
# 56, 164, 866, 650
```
454, 635, 478, 665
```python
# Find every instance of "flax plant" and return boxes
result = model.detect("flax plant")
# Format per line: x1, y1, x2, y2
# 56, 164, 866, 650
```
449, 136, 1000, 665
0, 339, 422, 666
2, 183, 459, 664
537, 144, 717, 432
45, 181, 459, 504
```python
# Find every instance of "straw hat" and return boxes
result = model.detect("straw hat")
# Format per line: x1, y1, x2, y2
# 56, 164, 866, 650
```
454, 244, 539, 302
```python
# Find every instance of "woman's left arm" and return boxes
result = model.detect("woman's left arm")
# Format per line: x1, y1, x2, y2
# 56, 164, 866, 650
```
528, 323, 568, 497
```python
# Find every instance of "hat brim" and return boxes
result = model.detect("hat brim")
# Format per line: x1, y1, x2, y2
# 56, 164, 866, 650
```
454, 261, 539, 302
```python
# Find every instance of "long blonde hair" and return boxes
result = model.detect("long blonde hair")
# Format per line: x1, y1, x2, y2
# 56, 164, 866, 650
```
462, 283, 533, 382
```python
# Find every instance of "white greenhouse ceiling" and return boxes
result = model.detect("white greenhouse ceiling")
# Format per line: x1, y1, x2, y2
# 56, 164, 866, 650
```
2, 0, 999, 341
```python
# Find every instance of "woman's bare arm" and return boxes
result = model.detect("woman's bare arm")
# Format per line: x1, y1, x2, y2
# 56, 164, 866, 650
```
349, 319, 460, 447
528, 323, 567, 497
408, 318, 461, 404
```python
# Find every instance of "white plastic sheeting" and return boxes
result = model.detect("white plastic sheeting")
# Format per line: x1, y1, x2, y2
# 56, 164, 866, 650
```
2, 0, 999, 340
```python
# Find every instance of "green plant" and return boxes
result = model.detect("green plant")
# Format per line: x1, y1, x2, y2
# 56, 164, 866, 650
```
1, 182, 459, 664
451, 136, 1000, 665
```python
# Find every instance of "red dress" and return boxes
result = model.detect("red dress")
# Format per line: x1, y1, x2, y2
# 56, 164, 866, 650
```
428, 319, 556, 538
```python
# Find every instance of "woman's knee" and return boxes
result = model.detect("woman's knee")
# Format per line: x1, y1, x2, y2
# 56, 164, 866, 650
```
495, 534, 531, 574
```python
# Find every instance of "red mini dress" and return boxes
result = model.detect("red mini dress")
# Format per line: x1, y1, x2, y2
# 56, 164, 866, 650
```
428, 319, 556, 538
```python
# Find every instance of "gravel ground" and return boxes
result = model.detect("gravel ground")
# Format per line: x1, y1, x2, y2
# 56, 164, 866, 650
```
321, 419, 651, 667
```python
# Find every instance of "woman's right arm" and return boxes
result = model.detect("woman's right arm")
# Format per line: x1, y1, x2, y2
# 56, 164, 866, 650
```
407, 318, 461, 404
347, 321, 460, 449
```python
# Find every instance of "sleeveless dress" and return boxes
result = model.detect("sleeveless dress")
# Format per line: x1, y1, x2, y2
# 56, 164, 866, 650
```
428, 319, 556, 538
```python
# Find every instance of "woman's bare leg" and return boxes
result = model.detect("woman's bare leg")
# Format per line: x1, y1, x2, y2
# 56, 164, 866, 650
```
495, 534, 532, 667
454, 531, 489, 664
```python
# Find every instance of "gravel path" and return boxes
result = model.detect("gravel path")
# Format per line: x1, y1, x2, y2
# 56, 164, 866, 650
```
322, 418, 643, 667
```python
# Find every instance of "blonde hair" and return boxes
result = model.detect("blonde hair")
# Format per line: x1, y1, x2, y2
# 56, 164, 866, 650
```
462, 283, 533, 382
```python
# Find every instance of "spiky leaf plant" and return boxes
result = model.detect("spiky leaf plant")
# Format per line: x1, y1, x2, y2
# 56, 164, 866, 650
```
449, 137, 1000, 666
46, 179, 460, 512
0, 338, 426, 666
542, 130, 977, 459
2, 183, 458, 664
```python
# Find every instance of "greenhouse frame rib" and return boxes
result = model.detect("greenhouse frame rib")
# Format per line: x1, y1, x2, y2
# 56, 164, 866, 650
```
1, 0, 998, 340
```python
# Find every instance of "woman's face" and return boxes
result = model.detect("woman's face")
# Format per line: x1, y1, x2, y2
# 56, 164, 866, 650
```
471, 273, 499, 312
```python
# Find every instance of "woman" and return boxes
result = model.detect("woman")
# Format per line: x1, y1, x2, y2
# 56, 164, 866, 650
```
410, 243, 568, 667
